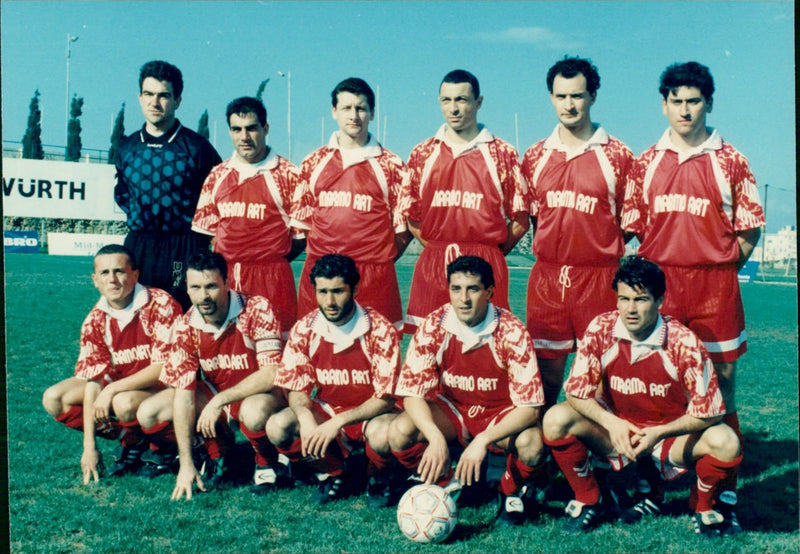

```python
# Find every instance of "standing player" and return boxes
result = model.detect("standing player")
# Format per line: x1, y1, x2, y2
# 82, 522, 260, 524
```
389, 256, 545, 526
292, 78, 410, 328
114, 60, 222, 310
150, 251, 287, 500
522, 57, 634, 409
192, 96, 303, 335
621, 61, 764, 527
542, 256, 741, 536
42, 244, 181, 483
399, 69, 529, 334
267, 254, 403, 507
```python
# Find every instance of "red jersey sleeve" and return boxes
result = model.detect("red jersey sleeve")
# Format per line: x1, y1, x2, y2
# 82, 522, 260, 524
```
496, 310, 544, 406
376, 152, 409, 233
363, 309, 402, 398
620, 147, 658, 239
398, 139, 437, 222
74, 309, 112, 381
607, 137, 635, 226
491, 139, 529, 219
395, 306, 448, 398
521, 140, 547, 218
291, 148, 331, 233
239, 296, 284, 369
669, 323, 726, 419
563, 313, 616, 399
159, 315, 200, 390
716, 144, 765, 232
142, 288, 183, 364
274, 314, 316, 395
191, 161, 227, 235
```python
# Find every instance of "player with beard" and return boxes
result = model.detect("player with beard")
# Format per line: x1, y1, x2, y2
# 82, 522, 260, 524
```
267, 254, 403, 507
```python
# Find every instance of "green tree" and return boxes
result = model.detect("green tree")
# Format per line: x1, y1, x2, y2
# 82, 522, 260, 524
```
197, 110, 210, 140
255, 78, 270, 102
21, 89, 44, 159
65, 94, 84, 162
108, 102, 125, 164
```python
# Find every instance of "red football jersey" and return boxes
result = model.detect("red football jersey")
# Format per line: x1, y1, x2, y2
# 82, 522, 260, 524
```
192, 150, 300, 262
291, 134, 406, 263
399, 126, 529, 244
160, 292, 282, 391
274, 304, 400, 411
564, 311, 725, 428
621, 130, 765, 266
75, 285, 181, 382
522, 126, 632, 264
396, 303, 544, 408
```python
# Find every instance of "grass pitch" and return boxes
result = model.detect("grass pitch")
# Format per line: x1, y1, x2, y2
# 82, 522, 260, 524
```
5, 253, 799, 553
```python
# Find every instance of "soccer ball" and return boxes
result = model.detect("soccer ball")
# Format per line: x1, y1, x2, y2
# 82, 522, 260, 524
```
396, 483, 458, 543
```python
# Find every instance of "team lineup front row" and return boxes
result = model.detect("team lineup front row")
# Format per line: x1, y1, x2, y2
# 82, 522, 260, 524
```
44, 246, 742, 538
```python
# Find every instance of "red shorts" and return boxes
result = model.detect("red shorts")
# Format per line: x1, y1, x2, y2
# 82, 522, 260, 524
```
404, 241, 509, 333
433, 394, 516, 452
660, 265, 746, 363
227, 258, 297, 337
298, 256, 403, 328
526, 261, 617, 358
311, 398, 367, 455
197, 380, 243, 422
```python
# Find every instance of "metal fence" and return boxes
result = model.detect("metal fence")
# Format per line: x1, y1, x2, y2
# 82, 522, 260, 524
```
2, 141, 110, 164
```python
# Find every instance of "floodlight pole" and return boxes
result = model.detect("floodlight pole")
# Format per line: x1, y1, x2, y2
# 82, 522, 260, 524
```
65, 34, 79, 144
278, 71, 292, 161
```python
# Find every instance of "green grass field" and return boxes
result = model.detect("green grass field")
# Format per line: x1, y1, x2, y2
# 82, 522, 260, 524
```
5, 253, 799, 553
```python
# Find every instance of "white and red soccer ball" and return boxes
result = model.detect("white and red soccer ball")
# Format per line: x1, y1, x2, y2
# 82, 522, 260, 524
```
396, 483, 458, 543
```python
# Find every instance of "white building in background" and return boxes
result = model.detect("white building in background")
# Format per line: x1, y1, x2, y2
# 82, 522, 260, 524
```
753, 225, 797, 265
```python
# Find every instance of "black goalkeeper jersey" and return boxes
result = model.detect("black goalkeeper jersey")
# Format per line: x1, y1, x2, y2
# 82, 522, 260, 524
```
114, 120, 222, 232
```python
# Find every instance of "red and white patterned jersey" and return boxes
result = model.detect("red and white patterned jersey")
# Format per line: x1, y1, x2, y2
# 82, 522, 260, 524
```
621, 129, 764, 266
192, 149, 301, 263
159, 292, 283, 391
399, 125, 529, 244
564, 310, 725, 428
290, 133, 407, 263
275, 304, 400, 410
522, 125, 633, 264
396, 303, 544, 409
75, 285, 181, 383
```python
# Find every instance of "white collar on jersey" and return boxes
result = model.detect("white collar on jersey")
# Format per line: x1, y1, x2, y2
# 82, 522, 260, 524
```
187, 290, 245, 339
328, 131, 382, 169
97, 282, 149, 329
612, 312, 667, 363
543, 124, 609, 160
229, 147, 279, 183
434, 124, 494, 158
441, 302, 499, 353
311, 302, 370, 353
656, 127, 722, 164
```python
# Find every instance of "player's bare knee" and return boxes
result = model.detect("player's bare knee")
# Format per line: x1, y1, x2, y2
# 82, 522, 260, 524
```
542, 402, 574, 441
388, 413, 418, 451
703, 423, 741, 461
239, 397, 270, 431
514, 427, 544, 466
265, 408, 295, 447
111, 393, 139, 421
365, 416, 393, 454
41, 386, 63, 417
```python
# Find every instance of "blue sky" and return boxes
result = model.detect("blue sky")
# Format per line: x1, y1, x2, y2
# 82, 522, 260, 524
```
1, 1, 795, 231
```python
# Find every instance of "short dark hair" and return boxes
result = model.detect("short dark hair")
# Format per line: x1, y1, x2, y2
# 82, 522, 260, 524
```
226, 96, 267, 127
440, 69, 480, 99
186, 250, 227, 281
94, 244, 137, 270
546, 56, 601, 96
658, 61, 715, 102
139, 60, 183, 98
331, 78, 375, 111
612, 256, 666, 301
310, 254, 360, 289
447, 255, 495, 289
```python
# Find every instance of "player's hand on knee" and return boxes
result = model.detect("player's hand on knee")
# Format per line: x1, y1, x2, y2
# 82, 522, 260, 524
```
419, 442, 449, 484
454, 441, 486, 486
196, 403, 222, 438
93, 389, 114, 422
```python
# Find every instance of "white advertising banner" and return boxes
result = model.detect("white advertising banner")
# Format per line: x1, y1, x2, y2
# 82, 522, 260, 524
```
48, 232, 126, 256
2, 158, 125, 221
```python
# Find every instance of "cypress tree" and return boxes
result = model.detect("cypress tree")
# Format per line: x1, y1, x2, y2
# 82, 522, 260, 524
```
21, 89, 44, 159
65, 94, 84, 161
197, 110, 210, 140
108, 102, 125, 164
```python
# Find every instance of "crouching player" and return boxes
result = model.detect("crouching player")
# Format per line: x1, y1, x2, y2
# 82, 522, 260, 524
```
42, 244, 181, 483
267, 254, 403, 507
141, 251, 287, 500
388, 255, 546, 526
542, 256, 741, 536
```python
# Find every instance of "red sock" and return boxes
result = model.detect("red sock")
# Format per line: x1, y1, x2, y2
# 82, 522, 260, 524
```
276, 438, 304, 463
499, 453, 545, 496
545, 435, 600, 505
391, 442, 427, 472
118, 419, 146, 448
204, 422, 236, 460
55, 405, 83, 431
365, 442, 392, 474
140, 421, 177, 452
240, 424, 278, 468
693, 454, 742, 512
